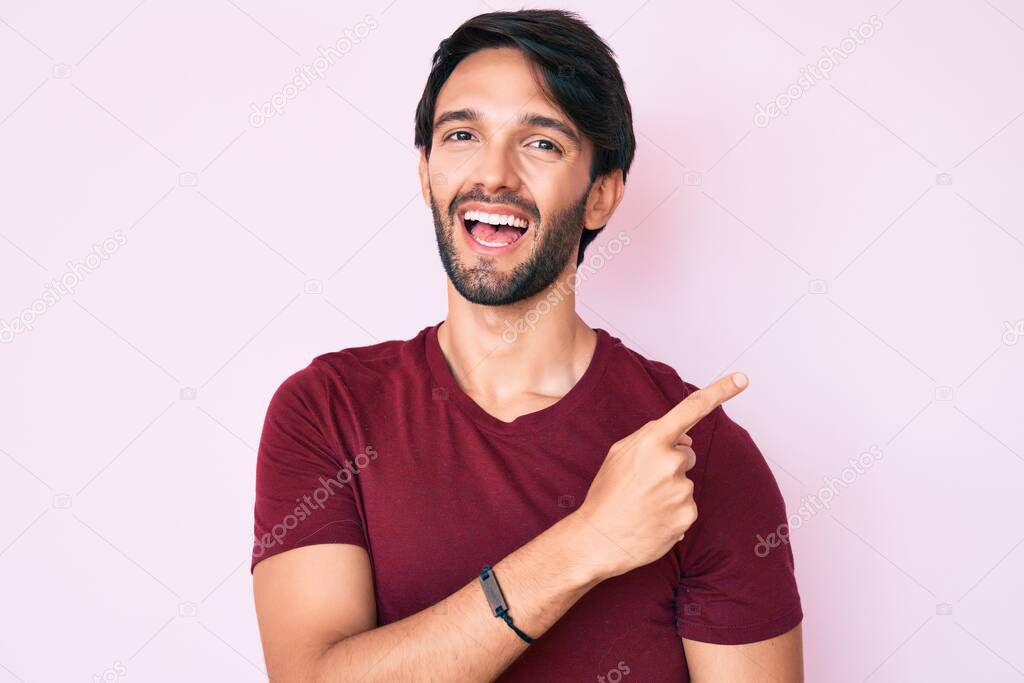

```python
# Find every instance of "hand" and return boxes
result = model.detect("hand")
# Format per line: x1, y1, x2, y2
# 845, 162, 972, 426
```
573, 372, 749, 581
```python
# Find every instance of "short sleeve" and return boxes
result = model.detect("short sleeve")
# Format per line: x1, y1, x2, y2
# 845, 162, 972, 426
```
675, 406, 803, 643
250, 362, 368, 573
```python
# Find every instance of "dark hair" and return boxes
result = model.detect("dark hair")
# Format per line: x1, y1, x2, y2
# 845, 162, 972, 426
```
414, 9, 635, 266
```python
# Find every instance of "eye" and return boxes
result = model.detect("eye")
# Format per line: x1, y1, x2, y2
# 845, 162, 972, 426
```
444, 130, 476, 143
527, 138, 563, 156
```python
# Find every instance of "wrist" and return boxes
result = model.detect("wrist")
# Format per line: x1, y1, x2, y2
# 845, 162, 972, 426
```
551, 510, 615, 588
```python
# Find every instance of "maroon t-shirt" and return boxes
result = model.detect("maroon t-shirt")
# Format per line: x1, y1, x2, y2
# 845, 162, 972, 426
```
251, 321, 802, 681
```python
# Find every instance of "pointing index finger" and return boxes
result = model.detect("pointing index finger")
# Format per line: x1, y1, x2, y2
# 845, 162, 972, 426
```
651, 372, 748, 444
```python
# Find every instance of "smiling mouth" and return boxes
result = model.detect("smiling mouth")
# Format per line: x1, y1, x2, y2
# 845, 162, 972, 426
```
460, 209, 530, 248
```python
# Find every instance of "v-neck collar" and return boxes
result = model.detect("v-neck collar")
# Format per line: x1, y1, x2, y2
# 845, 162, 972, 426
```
424, 320, 612, 436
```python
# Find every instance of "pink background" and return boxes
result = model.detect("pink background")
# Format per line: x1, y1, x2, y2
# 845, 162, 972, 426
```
2, 1, 1023, 680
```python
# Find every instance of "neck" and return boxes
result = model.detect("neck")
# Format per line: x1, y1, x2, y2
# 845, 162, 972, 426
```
438, 271, 596, 406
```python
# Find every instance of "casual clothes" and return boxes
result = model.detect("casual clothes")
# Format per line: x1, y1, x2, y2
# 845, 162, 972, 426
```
251, 321, 803, 680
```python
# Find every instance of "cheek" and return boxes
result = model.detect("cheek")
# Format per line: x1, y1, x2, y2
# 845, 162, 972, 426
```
531, 192, 569, 223
426, 161, 457, 195
428, 155, 477, 196
521, 166, 585, 208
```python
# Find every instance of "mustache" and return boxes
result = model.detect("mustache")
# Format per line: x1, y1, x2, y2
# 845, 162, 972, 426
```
448, 189, 541, 223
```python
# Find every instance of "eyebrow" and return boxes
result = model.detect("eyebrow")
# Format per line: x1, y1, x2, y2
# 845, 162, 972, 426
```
432, 107, 582, 152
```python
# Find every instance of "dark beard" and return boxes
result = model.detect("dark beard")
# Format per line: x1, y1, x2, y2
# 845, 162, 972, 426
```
429, 185, 590, 307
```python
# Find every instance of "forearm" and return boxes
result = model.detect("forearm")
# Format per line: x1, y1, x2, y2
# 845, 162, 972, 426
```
313, 512, 605, 682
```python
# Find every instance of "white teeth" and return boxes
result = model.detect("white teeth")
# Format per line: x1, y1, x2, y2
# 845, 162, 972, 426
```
472, 235, 514, 247
462, 210, 528, 229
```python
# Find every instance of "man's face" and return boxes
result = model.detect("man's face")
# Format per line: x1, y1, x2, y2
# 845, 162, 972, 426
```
421, 47, 595, 306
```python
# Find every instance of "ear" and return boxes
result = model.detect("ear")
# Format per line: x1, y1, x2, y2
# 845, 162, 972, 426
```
417, 149, 431, 208
583, 168, 625, 231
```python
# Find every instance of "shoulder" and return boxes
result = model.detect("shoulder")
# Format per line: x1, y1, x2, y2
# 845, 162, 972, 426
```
271, 326, 431, 399
693, 401, 784, 523
602, 331, 718, 428
604, 332, 767, 477
603, 331, 699, 399
313, 330, 419, 379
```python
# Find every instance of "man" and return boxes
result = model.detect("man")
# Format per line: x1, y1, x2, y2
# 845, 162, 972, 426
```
252, 9, 803, 681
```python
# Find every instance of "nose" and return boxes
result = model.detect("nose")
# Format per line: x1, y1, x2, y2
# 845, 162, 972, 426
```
468, 137, 522, 196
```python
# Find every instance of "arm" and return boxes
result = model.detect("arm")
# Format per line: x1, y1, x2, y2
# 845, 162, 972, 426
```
253, 511, 607, 682
683, 623, 804, 682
